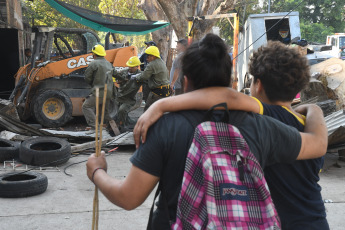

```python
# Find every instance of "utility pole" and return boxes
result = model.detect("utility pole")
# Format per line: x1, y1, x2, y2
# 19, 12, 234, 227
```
268, 0, 271, 13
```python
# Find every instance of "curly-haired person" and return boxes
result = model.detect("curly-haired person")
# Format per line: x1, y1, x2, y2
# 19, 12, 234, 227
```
134, 41, 329, 230
249, 41, 310, 102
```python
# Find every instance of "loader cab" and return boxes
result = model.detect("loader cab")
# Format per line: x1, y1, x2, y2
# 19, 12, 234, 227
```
30, 26, 100, 64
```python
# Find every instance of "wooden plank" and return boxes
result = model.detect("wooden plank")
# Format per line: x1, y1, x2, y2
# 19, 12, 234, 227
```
109, 120, 121, 136
71, 138, 112, 153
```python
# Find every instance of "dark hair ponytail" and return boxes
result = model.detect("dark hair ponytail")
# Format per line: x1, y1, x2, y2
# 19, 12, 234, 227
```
182, 33, 232, 90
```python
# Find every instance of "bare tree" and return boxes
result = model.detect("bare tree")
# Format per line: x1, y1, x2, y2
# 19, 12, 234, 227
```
138, 0, 172, 61
139, 0, 242, 58
155, 0, 240, 40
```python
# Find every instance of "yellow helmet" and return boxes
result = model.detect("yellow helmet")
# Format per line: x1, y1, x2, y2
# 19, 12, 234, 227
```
145, 46, 160, 58
92, 44, 106, 57
126, 56, 141, 67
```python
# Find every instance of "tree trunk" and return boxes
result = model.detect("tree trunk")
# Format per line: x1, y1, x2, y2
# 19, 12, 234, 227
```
139, 0, 239, 59
156, 0, 238, 41
138, 0, 172, 61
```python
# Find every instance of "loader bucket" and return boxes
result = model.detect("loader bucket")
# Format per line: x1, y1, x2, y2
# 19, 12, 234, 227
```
0, 99, 20, 121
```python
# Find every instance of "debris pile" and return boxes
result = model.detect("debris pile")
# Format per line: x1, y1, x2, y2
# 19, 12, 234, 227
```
300, 58, 345, 160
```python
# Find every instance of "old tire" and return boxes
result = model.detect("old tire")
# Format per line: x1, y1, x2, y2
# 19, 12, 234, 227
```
0, 139, 20, 162
19, 137, 71, 166
32, 89, 73, 128
0, 172, 48, 198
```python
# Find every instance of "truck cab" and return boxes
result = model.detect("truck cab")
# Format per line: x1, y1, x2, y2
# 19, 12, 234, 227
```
236, 12, 301, 91
326, 33, 345, 60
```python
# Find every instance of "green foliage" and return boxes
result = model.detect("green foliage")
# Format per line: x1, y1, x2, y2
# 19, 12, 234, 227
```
300, 22, 334, 43
98, 0, 151, 52
21, 0, 151, 51
217, 18, 233, 45
268, 0, 345, 42
218, 0, 344, 44
22, 0, 101, 29
216, 2, 265, 47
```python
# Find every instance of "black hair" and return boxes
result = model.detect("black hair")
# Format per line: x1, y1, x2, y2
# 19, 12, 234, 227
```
182, 33, 232, 90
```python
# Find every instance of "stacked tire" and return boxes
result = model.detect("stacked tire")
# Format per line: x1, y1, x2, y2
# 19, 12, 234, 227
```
0, 136, 71, 198
0, 138, 20, 162
19, 137, 71, 166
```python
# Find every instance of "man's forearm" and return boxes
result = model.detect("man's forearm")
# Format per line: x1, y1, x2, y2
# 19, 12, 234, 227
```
92, 169, 131, 210
153, 87, 260, 112
90, 164, 159, 211
137, 69, 150, 82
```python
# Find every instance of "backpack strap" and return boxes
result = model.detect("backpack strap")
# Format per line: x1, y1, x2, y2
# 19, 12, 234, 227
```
204, 102, 230, 122
205, 102, 248, 127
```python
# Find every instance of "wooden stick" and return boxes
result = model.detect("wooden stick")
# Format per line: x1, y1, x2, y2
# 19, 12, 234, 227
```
95, 88, 100, 157
98, 84, 107, 154
92, 88, 100, 230
92, 85, 107, 230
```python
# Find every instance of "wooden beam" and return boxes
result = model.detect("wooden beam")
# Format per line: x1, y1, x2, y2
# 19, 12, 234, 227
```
71, 138, 112, 153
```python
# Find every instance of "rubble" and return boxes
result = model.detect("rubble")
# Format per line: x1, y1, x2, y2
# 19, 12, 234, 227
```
325, 110, 345, 147
299, 58, 345, 153
301, 58, 345, 110
0, 110, 136, 152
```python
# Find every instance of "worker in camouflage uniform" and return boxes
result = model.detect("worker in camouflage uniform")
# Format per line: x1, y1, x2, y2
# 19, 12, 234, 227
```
109, 56, 142, 132
82, 44, 114, 130
131, 46, 171, 111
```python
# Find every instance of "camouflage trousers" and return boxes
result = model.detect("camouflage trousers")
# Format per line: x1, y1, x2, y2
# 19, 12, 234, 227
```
82, 94, 112, 128
144, 91, 169, 111
116, 102, 134, 127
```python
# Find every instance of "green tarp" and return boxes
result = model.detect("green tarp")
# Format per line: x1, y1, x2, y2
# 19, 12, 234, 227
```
44, 0, 169, 35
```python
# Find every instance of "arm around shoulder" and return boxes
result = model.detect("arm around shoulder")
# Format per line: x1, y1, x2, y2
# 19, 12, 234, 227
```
296, 104, 328, 160
133, 87, 261, 147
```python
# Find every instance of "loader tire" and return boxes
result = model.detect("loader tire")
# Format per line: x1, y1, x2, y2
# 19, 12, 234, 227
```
0, 172, 48, 198
33, 89, 73, 128
0, 139, 20, 162
19, 137, 71, 166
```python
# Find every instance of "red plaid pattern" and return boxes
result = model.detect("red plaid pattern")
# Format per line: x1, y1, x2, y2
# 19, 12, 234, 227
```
171, 121, 280, 230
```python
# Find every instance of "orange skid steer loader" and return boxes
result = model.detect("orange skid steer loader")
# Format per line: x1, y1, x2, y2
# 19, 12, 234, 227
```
9, 26, 141, 128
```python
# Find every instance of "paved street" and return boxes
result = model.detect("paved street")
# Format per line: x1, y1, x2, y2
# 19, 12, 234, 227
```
0, 146, 344, 230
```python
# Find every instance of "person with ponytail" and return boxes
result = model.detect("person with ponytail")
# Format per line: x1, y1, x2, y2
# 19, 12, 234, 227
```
86, 34, 327, 229
133, 40, 329, 229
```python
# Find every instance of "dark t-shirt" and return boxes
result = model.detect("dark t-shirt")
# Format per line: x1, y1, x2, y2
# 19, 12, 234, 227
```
130, 110, 301, 229
260, 102, 328, 230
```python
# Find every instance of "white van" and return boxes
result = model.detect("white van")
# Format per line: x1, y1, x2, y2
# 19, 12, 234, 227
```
236, 12, 301, 91
326, 33, 345, 60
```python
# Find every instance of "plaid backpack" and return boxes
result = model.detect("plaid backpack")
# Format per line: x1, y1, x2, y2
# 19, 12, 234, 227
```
171, 103, 281, 230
